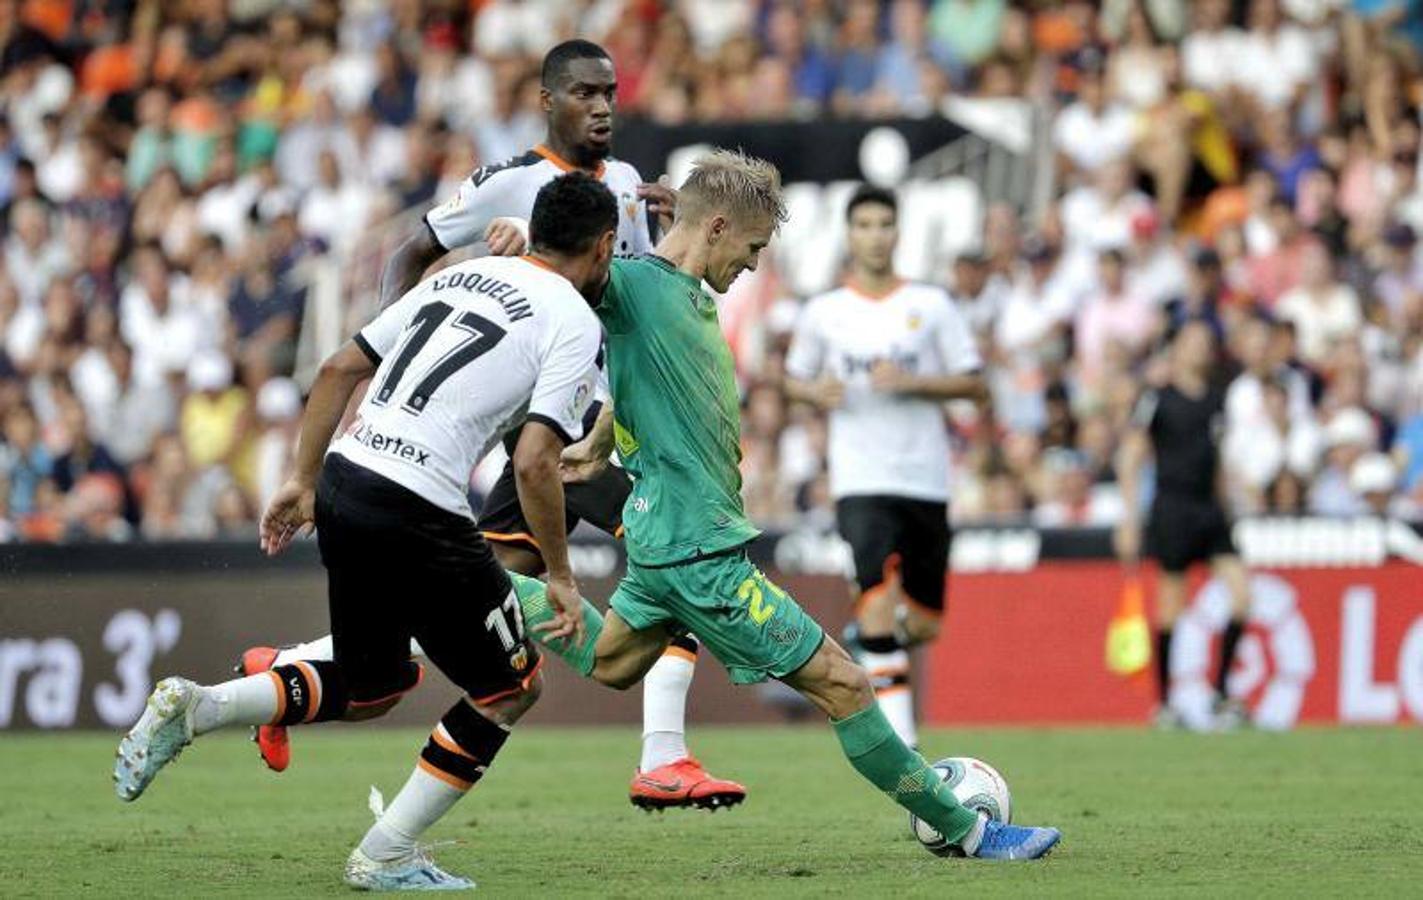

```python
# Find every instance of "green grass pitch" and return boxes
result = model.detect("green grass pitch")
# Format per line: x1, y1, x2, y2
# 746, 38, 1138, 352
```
2, 725, 1419, 897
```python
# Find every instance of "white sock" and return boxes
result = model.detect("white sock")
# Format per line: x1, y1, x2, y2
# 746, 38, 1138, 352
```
640, 650, 694, 771
863, 648, 917, 748
359, 766, 465, 862
192, 675, 279, 735
959, 812, 988, 855
273, 636, 334, 666
273, 635, 425, 666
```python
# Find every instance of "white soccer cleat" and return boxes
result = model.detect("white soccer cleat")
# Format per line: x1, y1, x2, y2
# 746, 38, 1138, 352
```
344, 846, 476, 892
113, 677, 200, 802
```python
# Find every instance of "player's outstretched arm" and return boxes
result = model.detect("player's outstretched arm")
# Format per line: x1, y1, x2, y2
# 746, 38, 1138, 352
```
513, 421, 584, 643
1114, 425, 1151, 566
784, 376, 844, 411
377, 224, 446, 312
260, 341, 376, 556
870, 364, 988, 403
560, 403, 614, 483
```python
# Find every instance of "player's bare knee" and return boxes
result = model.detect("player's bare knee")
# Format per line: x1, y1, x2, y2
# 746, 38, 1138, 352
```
905, 613, 940, 644
472, 670, 543, 727
593, 657, 641, 691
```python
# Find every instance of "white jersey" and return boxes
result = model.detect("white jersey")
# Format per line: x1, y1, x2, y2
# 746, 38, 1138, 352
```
425, 144, 653, 258
786, 280, 981, 503
334, 255, 602, 519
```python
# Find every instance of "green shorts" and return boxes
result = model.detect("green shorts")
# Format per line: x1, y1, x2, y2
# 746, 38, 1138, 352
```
609, 549, 825, 685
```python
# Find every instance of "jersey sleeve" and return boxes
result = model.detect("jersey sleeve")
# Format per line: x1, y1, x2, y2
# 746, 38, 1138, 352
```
784, 298, 825, 380
932, 291, 982, 375
354, 282, 427, 362
423, 161, 524, 251
526, 312, 603, 445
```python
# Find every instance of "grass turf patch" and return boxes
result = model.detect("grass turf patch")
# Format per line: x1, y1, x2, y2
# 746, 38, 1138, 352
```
2, 725, 1419, 897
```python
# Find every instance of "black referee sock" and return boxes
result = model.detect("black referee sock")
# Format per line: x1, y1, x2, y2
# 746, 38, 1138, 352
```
1156, 629, 1173, 707
1216, 618, 1246, 697
270, 661, 349, 726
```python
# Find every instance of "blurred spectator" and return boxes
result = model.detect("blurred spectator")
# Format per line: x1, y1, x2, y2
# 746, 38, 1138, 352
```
1074, 249, 1160, 395
1, 0, 1421, 542
1276, 244, 1362, 367
62, 472, 132, 541
928, 0, 1005, 71
993, 239, 1074, 433
119, 245, 207, 387
1053, 65, 1135, 177
180, 352, 249, 471
100, 341, 177, 467
473, 64, 543, 166
251, 376, 301, 511
6, 197, 70, 307
764, 0, 836, 112
1311, 407, 1378, 515
298, 149, 375, 252
947, 251, 1008, 349
1032, 447, 1123, 527
0, 402, 52, 517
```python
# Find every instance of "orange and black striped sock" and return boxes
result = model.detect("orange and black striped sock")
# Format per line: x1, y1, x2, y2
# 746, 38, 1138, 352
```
860, 633, 917, 748
268, 661, 348, 725
418, 701, 511, 792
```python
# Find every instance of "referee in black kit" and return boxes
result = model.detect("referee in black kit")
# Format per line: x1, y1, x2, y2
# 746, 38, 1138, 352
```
1115, 318, 1252, 731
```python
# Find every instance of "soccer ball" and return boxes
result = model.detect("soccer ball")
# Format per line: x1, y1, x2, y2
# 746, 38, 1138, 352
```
909, 757, 1013, 857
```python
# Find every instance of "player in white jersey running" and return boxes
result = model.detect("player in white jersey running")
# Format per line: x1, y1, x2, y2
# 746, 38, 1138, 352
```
114, 174, 612, 891
237, 39, 745, 810
784, 185, 987, 748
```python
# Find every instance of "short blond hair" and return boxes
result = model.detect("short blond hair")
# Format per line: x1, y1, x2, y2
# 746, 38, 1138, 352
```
675, 149, 788, 229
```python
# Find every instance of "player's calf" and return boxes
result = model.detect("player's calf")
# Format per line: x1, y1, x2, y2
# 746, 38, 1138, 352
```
353, 678, 539, 884
782, 640, 1061, 859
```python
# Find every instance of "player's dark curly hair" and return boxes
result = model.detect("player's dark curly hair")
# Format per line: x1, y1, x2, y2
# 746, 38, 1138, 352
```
541, 40, 612, 88
529, 172, 618, 255
845, 184, 898, 222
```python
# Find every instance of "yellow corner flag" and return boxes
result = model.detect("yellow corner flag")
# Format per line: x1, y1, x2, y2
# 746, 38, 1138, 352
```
1106, 575, 1152, 678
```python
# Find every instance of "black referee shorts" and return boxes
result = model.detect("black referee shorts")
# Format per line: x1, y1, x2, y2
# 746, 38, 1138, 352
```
835, 495, 951, 615
316, 454, 540, 705
477, 459, 632, 553
1147, 493, 1237, 574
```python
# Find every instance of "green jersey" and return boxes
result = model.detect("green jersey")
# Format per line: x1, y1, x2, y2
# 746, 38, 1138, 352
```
597, 255, 760, 566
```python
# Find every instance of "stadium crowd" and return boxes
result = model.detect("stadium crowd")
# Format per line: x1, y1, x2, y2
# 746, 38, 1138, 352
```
3, 0, 1423, 542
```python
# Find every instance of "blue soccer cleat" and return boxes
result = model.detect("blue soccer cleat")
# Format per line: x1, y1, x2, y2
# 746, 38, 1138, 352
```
114, 677, 200, 802
970, 819, 1061, 860
344, 847, 475, 891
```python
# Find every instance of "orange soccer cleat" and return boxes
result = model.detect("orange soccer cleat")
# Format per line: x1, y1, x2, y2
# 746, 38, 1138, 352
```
629, 756, 747, 812
236, 645, 289, 772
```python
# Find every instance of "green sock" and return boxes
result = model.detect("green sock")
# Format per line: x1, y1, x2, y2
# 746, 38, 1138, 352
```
509, 570, 604, 676
832, 704, 978, 843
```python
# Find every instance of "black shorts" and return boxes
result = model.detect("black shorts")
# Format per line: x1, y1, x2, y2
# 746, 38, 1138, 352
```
1147, 493, 1237, 574
477, 460, 632, 553
835, 495, 951, 615
316, 454, 540, 704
